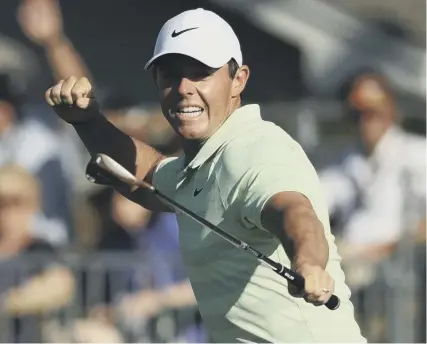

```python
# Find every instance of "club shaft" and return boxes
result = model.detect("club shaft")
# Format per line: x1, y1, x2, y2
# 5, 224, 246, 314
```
94, 161, 339, 310
137, 181, 339, 310
156, 190, 280, 265
137, 180, 303, 287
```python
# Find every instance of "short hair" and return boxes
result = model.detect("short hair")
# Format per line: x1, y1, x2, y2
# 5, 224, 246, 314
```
338, 68, 395, 101
227, 59, 240, 79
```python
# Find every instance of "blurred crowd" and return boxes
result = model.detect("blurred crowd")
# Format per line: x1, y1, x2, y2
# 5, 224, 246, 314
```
0, 0, 425, 343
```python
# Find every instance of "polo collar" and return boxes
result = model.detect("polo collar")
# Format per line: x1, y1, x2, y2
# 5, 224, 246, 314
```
186, 104, 261, 170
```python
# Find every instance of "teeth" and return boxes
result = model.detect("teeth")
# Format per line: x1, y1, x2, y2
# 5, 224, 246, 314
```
169, 107, 203, 119
179, 111, 202, 117
179, 106, 203, 113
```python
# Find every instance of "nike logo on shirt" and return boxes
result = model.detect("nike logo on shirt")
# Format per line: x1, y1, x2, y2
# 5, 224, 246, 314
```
194, 187, 203, 197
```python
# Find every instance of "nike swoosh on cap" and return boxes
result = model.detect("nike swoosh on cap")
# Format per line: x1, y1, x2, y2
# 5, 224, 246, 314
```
171, 27, 199, 37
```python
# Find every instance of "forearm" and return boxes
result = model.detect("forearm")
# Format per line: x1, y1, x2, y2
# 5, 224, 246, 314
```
261, 192, 334, 304
46, 76, 167, 210
72, 115, 163, 179
160, 280, 197, 308
285, 205, 329, 270
2, 266, 75, 315
262, 192, 329, 269
73, 115, 169, 210
44, 36, 92, 81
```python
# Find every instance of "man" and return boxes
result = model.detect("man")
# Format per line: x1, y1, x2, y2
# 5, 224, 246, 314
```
319, 73, 425, 342
45, 8, 365, 342
17, 0, 92, 83
0, 73, 70, 246
319, 73, 426, 264
18, 0, 179, 192
0, 164, 75, 342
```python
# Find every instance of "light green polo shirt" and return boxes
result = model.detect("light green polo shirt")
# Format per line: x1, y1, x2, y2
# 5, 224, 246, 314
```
153, 104, 366, 343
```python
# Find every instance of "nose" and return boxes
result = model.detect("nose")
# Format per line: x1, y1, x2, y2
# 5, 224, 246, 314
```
176, 77, 195, 97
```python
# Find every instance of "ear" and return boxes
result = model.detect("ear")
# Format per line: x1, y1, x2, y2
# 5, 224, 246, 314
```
231, 65, 250, 98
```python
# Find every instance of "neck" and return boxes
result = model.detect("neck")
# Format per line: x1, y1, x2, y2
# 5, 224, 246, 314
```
182, 139, 204, 165
182, 99, 242, 164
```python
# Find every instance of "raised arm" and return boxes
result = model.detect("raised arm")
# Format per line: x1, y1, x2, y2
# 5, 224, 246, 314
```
18, 0, 92, 81
45, 76, 171, 212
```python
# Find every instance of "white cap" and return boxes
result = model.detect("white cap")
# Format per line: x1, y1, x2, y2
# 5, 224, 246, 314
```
144, 8, 242, 70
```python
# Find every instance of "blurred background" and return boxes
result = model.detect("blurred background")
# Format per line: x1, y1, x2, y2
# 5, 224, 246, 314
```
0, 0, 425, 342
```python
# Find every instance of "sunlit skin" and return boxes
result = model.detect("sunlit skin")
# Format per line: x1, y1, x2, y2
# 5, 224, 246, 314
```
348, 74, 397, 155
153, 54, 250, 161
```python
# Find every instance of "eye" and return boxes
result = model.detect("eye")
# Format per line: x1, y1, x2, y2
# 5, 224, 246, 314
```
159, 69, 175, 80
187, 68, 215, 81
190, 73, 210, 82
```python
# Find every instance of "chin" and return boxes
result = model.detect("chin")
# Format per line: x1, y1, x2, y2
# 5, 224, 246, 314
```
176, 125, 209, 141
179, 131, 206, 141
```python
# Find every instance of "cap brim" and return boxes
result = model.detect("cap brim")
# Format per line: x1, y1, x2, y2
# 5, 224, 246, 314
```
144, 51, 229, 71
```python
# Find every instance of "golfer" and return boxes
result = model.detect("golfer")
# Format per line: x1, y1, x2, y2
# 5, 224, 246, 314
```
45, 8, 365, 343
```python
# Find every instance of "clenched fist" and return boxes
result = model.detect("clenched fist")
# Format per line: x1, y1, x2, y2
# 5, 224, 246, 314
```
289, 263, 335, 306
45, 76, 99, 123
299, 264, 335, 306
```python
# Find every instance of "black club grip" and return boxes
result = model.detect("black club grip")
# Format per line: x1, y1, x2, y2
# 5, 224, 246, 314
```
274, 266, 341, 310
325, 295, 340, 310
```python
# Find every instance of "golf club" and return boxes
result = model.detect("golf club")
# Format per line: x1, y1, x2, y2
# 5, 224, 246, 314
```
88, 153, 340, 310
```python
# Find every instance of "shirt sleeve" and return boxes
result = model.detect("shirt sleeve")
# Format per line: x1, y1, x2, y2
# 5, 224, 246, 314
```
152, 156, 180, 196
240, 146, 321, 230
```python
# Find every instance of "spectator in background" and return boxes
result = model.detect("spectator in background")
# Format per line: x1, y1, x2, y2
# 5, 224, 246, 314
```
17, 0, 95, 195
0, 164, 75, 342
17, 0, 91, 84
17, 0, 163, 250
101, 192, 200, 342
17, 0, 180, 194
319, 72, 426, 284
46, 190, 201, 343
82, 133, 195, 342
17, 2, 196, 341
0, 73, 71, 246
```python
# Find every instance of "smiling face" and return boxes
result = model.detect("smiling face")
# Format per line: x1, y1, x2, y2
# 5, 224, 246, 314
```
153, 54, 249, 143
